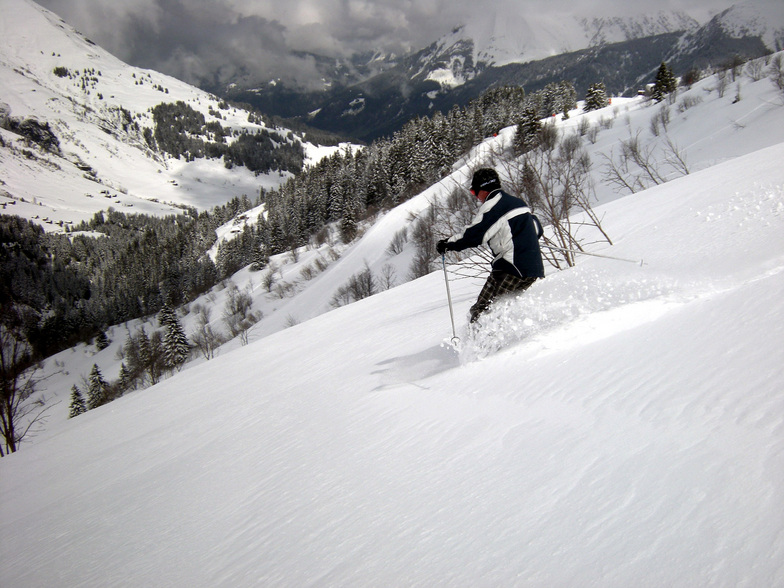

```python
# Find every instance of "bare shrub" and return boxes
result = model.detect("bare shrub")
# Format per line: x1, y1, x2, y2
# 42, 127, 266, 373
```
601, 130, 690, 195
223, 282, 260, 345
677, 95, 703, 113
769, 54, 784, 96
387, 227, 408, 255
379, 263, 397, 290
506, 130, 611, 269
190, 305, 225, 360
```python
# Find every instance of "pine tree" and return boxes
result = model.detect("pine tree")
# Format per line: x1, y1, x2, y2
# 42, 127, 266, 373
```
95, 330, 110, 351
69, 385, 87, 418
653, 62, 677, 102
118, 362, 133, 393
513, 107, 542, 155
87, 364, 109, 409
584, 82, 609, 112
339, 202, 357, 244
159, 304, 189, 370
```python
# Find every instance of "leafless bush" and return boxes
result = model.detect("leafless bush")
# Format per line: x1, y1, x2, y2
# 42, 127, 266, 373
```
387, 227, 408, 255
407, 204, 438, 279
329, 284, 352, 308
745, 59, 765, 82
577, 117, 591, 137
1, 319, 54, 454
273, 281, 296, 299
649, 105, 671, 137
190, 305, 225, 360
503, 128, 611, 269
325, 246, 340, 261
379, 263, 397, 290
312, 255, 330, 273
348, 264, 376, 301
598, 115, 614, 130
223, 282, 260, 345
262, 263, 280, 292
677, 95, 703, 113
601, 130, 689, 195
716, 70, 729, 98
769, 54, 784, 96
329, 265, 376, 308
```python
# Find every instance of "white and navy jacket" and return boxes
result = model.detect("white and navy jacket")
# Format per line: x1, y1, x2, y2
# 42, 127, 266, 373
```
447, 189, 544, 279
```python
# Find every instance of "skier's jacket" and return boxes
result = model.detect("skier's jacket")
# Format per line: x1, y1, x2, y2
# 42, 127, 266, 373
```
447, 189, 545, 279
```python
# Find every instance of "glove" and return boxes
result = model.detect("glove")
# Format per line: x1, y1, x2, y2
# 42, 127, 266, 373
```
436, 239, 451, 255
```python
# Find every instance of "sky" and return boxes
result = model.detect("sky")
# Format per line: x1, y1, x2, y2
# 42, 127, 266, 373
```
33, 0, 746, 90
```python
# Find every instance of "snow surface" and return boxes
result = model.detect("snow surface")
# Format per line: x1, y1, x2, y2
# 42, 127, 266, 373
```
2, 140, 783, 586
2, 5, 784, 584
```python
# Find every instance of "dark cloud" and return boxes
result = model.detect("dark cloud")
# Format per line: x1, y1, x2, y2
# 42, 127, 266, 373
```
39, 0, 337, 89
36, 0, 764, 90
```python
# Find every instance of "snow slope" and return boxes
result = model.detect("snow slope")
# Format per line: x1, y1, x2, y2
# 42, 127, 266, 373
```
2, 8, 784, 582
0, 0, 347, 230
2, 83, 784, 588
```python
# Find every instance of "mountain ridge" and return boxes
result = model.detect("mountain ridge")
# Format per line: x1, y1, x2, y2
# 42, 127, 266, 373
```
226, 1, 782, 141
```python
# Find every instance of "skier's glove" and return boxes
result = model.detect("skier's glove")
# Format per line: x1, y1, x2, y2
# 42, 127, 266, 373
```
436, 239, 451, 255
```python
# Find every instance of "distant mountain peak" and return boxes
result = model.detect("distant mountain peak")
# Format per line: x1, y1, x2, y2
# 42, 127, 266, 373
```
712, 1, 784, 50
444, 8, 700, 68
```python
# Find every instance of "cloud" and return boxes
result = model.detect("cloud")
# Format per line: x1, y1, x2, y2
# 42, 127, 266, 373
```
35, 0, 773, 90
39, 0, 336, 89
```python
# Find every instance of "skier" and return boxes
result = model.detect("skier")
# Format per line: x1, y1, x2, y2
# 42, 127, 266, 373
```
437, 168, 544, 323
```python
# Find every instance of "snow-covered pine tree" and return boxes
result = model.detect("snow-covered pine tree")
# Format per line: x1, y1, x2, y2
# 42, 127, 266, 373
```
513, 107, 542, 155
118, 362, 134, 393
87, 364, 109, 409
69, 385, 87, 418
95, 330, 110, 351
584, 82, 609, 112
653, 62, 677, 102
159, 303, 189, 371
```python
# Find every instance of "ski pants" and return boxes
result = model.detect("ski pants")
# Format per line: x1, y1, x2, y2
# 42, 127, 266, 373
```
470, 271, 537, 323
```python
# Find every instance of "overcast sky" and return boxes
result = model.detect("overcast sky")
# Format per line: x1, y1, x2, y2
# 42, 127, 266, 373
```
35, 0, 759, 90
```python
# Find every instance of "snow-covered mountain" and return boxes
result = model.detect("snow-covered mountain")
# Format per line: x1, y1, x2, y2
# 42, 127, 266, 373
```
231, 1, 782, 141
0, 0, 347, 232
1, 50, 784, 585
414, 2, 784, 92
670, 2, 784, 69
712, 1, 784, 51
421, 9, 700, 89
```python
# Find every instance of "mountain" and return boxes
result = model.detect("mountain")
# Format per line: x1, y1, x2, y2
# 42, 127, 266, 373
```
668, 1, 784, 70
228, 2, 782, 142
0, 0, 349, 231
1, 52, 784, 584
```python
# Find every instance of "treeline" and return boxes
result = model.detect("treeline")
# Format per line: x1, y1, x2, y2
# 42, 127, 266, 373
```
254, 81, 579, 259
0, 196, 258, 359
146, 100, 305, 174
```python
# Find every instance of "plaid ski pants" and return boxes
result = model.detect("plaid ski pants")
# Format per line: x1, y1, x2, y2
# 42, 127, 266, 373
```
470, 271, 537, 323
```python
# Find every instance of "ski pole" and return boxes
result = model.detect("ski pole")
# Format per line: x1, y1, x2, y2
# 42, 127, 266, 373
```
442, 254, 460, 346
542, 244, 645, 266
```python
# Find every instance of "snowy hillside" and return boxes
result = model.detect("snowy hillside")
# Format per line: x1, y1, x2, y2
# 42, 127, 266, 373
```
0, 0, 345, 231
417, 9, 698, 89
466, 9, 698, 68
712, 1, 784, 51
1, 49, 783, 585
414, 2, 782, 94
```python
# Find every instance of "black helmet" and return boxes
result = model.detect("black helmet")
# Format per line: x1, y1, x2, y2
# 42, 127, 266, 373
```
470, 168, 501, 194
